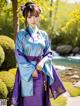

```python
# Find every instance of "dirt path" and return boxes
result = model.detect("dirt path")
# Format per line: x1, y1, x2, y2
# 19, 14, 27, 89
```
66, 96, 80, 106
62, 92, 80, 106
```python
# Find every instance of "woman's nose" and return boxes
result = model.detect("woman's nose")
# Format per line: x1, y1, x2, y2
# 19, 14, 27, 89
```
32, 16, 36, 21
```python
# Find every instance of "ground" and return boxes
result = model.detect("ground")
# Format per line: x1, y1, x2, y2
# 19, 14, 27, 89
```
50, 65, 80, 106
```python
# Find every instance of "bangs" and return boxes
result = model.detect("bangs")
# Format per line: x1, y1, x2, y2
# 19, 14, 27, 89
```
28, 9, 40, 17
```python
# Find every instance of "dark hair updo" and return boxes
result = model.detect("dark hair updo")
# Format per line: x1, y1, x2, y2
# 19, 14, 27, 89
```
21, 2, 41, 18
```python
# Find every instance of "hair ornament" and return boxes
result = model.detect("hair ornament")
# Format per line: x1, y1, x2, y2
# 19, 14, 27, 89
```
20, 5, 26, 11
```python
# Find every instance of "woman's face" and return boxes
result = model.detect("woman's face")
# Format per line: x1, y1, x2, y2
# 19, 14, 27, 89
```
27, 12, 40, 28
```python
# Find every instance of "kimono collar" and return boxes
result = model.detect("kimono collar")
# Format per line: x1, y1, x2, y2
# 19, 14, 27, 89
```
28, 25, 39, 34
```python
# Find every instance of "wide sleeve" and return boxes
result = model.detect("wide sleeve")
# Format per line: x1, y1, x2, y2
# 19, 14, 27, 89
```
15, 30, 35, 81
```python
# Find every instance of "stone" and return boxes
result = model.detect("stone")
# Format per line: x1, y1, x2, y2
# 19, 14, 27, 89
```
56, 45, 73, 55
72, 47, 80, 54
70, 75, 80, 79
73, 81, 80, 88
65, 72, 73, 76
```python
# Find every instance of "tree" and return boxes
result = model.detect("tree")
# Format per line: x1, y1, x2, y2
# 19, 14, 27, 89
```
12, 0, 19, 40
50, 0, 53, 17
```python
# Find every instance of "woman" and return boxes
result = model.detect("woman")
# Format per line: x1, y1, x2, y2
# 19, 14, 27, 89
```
11, 2, 66, 106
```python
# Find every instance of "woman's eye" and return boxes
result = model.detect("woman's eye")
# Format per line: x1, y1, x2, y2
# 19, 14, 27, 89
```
28, 16, 31, 18
35, 15, 39, 17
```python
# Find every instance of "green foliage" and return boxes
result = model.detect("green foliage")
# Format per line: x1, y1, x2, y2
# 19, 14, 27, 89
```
50, 96, 67, 106
0, 36, 16, 70
0, 1, 13, 38
64, 82, 80, 97
0, 79, 8, 99
0, 17, 13, 38
39, 1, 78, 45
0, 71, 15, 96
0, 45, 5, 67
39, 2, 80, 48
62, 6, 80, 46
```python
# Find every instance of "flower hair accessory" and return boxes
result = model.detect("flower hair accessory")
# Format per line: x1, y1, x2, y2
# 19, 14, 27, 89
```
20, 5, 26, 11
20, 3, 42, 12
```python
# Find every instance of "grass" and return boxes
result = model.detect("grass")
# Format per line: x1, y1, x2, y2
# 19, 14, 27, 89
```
50, 96, 67, 106
63, 81, 80, 97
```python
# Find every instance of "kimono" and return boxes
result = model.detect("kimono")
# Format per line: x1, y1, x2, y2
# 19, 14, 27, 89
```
11, 26, 66, 106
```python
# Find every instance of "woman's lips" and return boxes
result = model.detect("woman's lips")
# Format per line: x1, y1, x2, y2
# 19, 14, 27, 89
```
32, 23, 36, 24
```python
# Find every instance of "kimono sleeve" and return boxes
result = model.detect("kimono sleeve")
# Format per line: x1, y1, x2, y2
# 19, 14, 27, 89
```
15, 31, 26, 63
15, 30, 34, 81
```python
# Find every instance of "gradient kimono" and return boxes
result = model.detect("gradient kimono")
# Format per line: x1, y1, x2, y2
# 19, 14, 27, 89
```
11, 26, 66, 106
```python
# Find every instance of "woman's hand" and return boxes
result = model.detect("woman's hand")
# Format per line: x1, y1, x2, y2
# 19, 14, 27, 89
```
32, 70, 38, 78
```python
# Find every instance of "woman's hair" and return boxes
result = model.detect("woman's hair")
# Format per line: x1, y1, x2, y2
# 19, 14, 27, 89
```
21, 2, 41, 28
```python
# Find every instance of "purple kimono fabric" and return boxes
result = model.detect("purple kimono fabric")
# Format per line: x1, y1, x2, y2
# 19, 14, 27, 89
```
11, 65, 66, 106
11, 68, 51, 106
50, 65, 66, 99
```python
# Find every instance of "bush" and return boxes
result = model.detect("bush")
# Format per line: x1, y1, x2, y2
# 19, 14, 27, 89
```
0, 79, 8, 98
8, 68, 17, 76
0, 45, 5, 67
0, 36, 16, 70
0, 71, 15, 97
